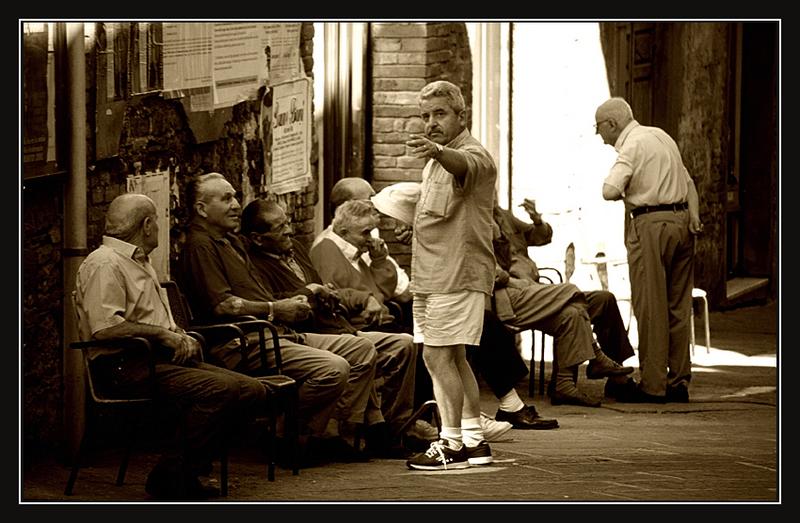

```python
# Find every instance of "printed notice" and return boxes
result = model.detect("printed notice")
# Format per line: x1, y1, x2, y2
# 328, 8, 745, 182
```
162, 23, 213, 91
262, 23, 302, 86
212, 22, 266, 107
270, 77, 311, 194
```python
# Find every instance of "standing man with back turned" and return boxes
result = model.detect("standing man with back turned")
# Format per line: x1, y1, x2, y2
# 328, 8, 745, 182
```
595, 97, 702, 403
404, 80, 496, 470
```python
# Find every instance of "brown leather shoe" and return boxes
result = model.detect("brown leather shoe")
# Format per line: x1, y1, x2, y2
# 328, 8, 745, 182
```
550, 384, 601, 408
586, 353, 635, 380
495, 405, 559, 430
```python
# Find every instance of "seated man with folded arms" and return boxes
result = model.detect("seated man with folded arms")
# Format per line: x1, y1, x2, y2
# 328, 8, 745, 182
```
240, 198, 434, 456
179, 172, 376, 465
75, 193, 265, 500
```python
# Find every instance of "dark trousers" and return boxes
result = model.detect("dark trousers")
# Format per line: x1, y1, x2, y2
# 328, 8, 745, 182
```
474, 292, 634, 399
471, 310, 530, 399
584, 290, 635, 364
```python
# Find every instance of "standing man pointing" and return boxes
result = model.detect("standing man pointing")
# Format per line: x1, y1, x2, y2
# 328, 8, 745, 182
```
404, 80, 497, 470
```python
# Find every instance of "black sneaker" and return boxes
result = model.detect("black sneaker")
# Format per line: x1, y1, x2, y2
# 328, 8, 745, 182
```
406, 439, 470, 470
465, 440, 493, 466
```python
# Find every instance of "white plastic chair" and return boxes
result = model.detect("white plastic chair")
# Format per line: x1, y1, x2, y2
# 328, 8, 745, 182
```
690, 288, 711, 354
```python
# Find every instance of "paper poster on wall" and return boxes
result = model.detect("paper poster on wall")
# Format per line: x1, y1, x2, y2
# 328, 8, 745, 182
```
162, 23, 213, 92
261, 23, 302, 86
212, 22, 268, 107
269, 77, 311, 195
126, 170, 171, 282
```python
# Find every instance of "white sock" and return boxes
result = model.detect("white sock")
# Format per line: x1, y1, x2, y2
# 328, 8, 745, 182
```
498, 389, 525, 413
461, 417, 483, 447
440, 426, 463, 450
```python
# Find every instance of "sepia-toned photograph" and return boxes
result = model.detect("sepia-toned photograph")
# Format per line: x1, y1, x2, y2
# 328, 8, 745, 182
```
19, 19, 779, 507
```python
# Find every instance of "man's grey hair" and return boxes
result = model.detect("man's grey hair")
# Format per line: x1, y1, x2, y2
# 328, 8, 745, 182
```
332, 199, 378, 234
419, 80, 466, 113
187, 172, 228, 212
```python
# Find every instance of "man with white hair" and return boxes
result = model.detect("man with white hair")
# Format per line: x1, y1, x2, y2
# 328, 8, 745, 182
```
596, 96, 702, 403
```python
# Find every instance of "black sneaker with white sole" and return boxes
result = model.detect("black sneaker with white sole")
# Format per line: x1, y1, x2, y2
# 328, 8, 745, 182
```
406, 439, 471, 470
465, 440, 493, 466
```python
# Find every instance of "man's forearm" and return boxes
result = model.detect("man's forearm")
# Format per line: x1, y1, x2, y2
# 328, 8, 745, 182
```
213, 295, 271, 318
93, 320, 177, 346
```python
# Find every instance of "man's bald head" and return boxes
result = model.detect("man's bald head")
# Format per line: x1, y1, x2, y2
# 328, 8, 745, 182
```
595, 97, 634, 127
105, 193, 157, 241
330, 177, 376, 210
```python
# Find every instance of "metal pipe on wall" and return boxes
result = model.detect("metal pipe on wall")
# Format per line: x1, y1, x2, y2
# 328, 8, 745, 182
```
62, 21, 87, 457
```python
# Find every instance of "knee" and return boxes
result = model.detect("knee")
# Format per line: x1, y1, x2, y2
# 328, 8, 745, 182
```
356, 338, 378, 366
242, 377, 268, 405
595, 290, 615, 308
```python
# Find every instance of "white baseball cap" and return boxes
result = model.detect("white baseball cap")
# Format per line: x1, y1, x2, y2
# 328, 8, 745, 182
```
370, 182, 421, 226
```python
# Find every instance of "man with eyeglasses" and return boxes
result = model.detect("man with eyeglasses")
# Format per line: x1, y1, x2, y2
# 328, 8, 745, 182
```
240, 198, 429, 458
179, 172, 378, 466
595, 97, 702, 404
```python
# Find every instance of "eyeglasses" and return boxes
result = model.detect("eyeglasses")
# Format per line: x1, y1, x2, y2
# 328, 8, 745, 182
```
594, 119, 612, 132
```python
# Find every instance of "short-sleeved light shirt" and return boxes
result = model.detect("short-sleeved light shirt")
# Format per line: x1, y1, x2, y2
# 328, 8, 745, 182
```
75, 236, 176, 341
411, 128, 497, 295
603, 120, 693, 208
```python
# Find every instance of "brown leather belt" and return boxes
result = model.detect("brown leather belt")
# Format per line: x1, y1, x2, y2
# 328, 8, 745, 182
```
630, 202, 688, 218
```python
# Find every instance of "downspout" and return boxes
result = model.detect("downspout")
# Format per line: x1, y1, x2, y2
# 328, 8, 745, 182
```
62, 22, 87, 457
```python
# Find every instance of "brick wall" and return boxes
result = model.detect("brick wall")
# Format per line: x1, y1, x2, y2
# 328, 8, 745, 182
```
370, 22, 472, 270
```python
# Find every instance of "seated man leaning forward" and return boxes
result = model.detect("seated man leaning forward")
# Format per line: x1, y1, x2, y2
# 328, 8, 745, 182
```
75, 193, 266, 500
309, 200, 402, 331
313, 177, 413, 308
240, 198, 430, 456
178, 172, 377, 465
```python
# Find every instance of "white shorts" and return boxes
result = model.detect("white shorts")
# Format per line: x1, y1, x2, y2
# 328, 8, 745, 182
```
412, 290, 485, 346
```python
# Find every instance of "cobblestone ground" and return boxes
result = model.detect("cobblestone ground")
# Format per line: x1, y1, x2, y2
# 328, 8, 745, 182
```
21, 302, 779, 506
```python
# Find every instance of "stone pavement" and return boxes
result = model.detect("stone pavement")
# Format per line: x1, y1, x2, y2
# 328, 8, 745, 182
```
20, 301, 779, 506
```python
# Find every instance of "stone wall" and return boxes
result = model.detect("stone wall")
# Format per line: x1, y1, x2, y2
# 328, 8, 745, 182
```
21, 22, 318, 458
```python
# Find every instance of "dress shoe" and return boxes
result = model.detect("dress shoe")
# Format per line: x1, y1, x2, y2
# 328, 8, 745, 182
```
365, 422, 412, 459
550, 384, 601, 408
495, 405, 559, 430
614, 384, 666, 404
666, 383, 690, 403
604, 377, 638, 399
586, 353, 635, 379
145, 458, 220, 500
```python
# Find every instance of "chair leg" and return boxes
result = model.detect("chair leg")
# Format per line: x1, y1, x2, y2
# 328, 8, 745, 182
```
538, 332, 547, 396
702, 295, 711, 354
287, 390, 300, 476
528, 334, 537, 398
115, 410, 143, 486
64, 431, 89, 496
267, 412, 276, 482
690, 304, 696, 356
220, 447, 228, 497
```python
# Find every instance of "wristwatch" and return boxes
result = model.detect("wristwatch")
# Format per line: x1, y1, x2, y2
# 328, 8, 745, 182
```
267, 302, 275, 322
